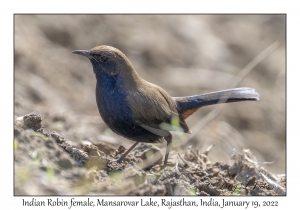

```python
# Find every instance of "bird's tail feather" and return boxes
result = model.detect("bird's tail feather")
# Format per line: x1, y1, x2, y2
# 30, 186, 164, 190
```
174, 87, 259, 119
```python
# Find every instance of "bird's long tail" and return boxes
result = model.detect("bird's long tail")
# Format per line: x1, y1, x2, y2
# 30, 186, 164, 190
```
174, 87, 259, 120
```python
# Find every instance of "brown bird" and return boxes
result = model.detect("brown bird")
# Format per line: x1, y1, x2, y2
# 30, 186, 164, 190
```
73, 45, 259, 166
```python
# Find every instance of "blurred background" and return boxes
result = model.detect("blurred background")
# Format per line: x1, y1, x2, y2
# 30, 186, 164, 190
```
14, 15, 285, 174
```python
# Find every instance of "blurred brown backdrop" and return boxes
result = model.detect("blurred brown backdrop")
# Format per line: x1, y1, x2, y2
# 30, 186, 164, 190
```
14, 15, 286, 173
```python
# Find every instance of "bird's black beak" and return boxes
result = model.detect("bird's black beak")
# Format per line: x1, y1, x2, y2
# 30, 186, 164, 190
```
72, 50, 90, 58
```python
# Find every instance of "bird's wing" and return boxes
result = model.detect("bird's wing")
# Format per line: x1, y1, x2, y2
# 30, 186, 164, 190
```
126, 83, 191, 134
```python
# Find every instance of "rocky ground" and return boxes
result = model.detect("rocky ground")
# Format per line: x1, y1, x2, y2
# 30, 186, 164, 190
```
14, 15, 286, 195
14, 113, 285, 195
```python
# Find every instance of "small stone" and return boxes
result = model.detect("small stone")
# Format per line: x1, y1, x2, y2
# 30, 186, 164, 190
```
56, 157, 73, 169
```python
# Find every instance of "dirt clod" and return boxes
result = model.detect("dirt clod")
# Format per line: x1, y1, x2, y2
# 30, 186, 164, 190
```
22, 113, 42, 131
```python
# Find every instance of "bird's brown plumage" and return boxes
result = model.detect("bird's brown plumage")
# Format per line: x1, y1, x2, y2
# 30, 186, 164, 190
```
72, 45, 259, 166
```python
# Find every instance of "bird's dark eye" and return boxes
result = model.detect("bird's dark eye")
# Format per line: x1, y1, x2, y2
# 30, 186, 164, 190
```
100, 55, 109, 63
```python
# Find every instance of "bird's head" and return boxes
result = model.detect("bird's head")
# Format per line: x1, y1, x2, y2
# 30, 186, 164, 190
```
72, 45, 135, 77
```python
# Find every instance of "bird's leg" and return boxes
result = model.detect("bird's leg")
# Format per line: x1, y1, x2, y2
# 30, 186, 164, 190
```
117, 142, 139, 163
163, 133, 173, 166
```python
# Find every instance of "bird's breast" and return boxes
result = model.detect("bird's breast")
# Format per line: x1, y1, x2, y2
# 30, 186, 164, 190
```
94, 74, 163, 143
95, 76, 132, 125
